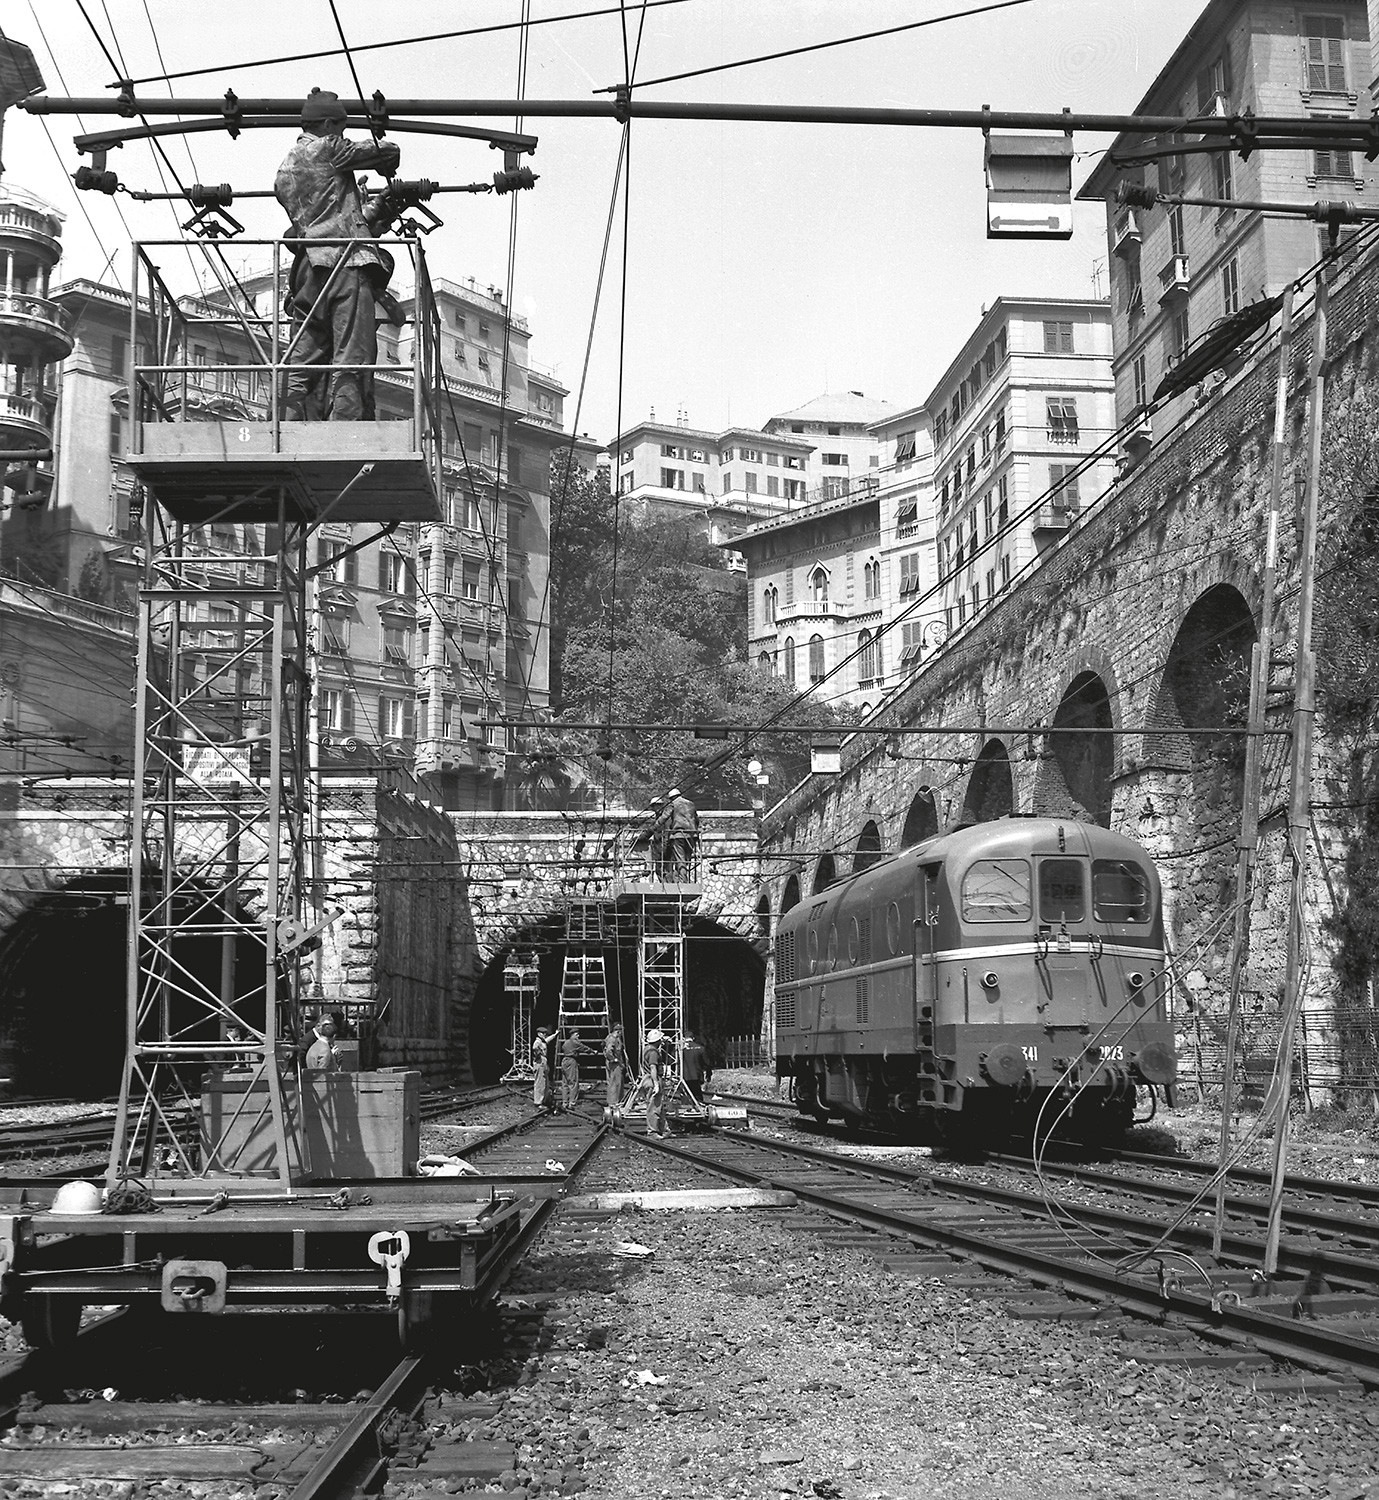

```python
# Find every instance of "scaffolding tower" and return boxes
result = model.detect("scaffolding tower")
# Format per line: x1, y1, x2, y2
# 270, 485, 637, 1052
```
620, 886, 706, 1126
108, 234, 444, 1191
500, 954, 539, 1081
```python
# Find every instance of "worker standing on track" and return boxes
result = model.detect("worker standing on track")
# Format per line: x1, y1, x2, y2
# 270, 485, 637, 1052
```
603, 1023, 627, 1109
560, 1032, 586, 1111
274, 87, 401, 421
643, 1028, 669, 1138
681, 1030, 710, 1104
532, 1027, 554, 1112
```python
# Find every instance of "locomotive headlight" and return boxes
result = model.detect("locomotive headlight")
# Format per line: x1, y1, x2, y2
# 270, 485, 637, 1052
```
980, 971, 999, 990
1126, 971, 1145, 991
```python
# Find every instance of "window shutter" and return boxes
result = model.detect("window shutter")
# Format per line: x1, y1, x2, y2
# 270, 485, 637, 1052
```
340, 691, 353, 733
404, 698, 415, 739
1196, 64, 1214, 111
378, 554, 389, 592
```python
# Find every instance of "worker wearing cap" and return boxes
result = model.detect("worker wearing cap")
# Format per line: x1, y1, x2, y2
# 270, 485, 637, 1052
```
665, 788, 699, 878
642, 1028, 669, 1138
603, 1023, 628, 1109
274, 88, 401, 421
531, 1027, 554, 1112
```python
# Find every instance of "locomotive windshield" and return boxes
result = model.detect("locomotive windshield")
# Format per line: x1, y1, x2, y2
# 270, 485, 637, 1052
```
1091, 859, 1152, 923
961, 859, 1032, 922
1038, 858, 1086, 923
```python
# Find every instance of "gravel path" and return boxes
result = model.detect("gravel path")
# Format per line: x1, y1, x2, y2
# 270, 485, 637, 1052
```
483, 1133, 1379, 1500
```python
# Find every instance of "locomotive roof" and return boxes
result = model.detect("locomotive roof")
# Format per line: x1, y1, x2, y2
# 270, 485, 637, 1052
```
784, 817, 1155, 923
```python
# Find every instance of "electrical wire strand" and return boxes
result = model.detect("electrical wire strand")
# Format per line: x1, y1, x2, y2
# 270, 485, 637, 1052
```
612, 0, 1036, 93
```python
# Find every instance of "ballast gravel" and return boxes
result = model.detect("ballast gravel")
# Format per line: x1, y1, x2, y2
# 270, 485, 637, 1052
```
475, 1136, 1379, 1500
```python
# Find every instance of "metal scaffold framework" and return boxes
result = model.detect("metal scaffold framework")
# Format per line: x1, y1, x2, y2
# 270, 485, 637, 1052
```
108, 234, 445, 1192
558, 899, 611, 1075
500, 954, 539, 1082
621, 885, 706, 1124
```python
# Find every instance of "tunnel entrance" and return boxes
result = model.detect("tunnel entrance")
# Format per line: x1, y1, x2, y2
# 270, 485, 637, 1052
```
468, 915, 766, 1083
0, 871, 266, 1100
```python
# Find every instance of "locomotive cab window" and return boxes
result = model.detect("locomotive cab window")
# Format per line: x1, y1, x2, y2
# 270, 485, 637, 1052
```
1092, 859, 1151, 923
1038, 858, 1086, 924
961, 859, 1031, 922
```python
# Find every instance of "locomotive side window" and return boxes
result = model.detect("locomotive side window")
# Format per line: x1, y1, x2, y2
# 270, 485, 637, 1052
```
961, 859, 1031, 922
885, 901, 903, 954
1092, 859, 1151, 923
807, 926, 819, 972
1038, 858, 1086, 923
826, 924, 839, 969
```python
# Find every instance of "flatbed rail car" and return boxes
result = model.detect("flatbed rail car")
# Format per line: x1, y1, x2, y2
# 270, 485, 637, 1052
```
774, 817, 1177, 1142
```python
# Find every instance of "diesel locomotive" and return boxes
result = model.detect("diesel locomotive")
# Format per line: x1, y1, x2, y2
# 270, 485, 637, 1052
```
774, 817, 1177, 1142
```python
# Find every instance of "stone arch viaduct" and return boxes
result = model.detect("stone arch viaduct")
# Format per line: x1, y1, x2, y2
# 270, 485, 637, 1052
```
755, 251, 1379, 1099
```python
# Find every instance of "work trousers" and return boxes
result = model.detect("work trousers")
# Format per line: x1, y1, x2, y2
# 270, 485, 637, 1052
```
605, 1063, 624, 1107
282, 263, 378, 420
533, 1068, 549, 1109
645, 1082, 668, 1138
562, 1062, 581, 1109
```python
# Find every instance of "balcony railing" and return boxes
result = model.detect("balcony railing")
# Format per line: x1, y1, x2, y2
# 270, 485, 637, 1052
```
0, 390, 50, 434
1112, 207, 1142, 259
0, 292, 73, 351
1158, 254, 1191, 302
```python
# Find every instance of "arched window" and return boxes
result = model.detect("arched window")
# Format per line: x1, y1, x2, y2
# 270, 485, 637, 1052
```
808, 634, 825, 684
783, 636, 796, 685
763, 586, 776, 624
858, 628, 876, 683
864, 560, 879, 599
811, 566, 829, 604
757, 649, 774, 673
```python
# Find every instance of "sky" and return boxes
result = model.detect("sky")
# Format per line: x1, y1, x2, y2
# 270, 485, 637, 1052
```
3, 0, 1209, 444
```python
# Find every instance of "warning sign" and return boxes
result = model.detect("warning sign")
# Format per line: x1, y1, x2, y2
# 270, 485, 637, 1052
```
182, 745, 253, 787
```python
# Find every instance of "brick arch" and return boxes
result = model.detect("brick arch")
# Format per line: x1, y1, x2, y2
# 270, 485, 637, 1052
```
1042, 646, 1123, 732
961, 739, 1015, 825
1033, 672, 1116, 826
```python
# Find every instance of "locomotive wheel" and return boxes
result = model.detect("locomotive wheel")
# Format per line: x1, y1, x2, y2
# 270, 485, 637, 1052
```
21, 1295, 82, 1351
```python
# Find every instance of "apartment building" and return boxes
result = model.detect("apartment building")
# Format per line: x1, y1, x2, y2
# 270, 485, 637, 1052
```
1079, 0, 1379, 443
7, 224, 568, 811
726, 409, 937, 714
762, 390, 895, 502
929, 298, 1115, 629
614, 416, 812, 515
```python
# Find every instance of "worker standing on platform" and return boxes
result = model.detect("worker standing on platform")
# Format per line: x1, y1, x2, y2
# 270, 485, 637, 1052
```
681, 1030, 710, 1104
603, 1023, 627, 1108
643, 1028, 669, 1138
560, 1032, 586, 1111
665, 788, 699, 878
274, 88, 401, 421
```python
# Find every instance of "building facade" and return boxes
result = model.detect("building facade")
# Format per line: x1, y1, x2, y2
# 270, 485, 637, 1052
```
929, 298, 1115, 630
1080, 0, 1379, 443
613, 416, 813, 516
762, 390, 896, 503
10, 238, 569, 811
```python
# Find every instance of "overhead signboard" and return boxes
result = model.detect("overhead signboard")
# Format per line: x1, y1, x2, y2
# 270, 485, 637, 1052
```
984, 134, 1074, 240
182, 745, 254, 787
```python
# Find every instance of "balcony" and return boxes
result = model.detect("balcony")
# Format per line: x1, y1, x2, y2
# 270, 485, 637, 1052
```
778, 598, 849, 624
1112, 207, 1142, 259
1158, 254, 1191, 304
0, 292, 74, 358
1032, 500, 1077, 536
0, 390, 51, 441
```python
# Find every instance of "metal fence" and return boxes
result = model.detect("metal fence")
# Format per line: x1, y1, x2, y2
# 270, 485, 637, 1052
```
721, 1035, 770, 1069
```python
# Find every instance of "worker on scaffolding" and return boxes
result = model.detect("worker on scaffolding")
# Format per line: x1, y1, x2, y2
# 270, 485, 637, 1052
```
274, 88, 401, 421
665, 788, 700, 879
631, 798, 668, 880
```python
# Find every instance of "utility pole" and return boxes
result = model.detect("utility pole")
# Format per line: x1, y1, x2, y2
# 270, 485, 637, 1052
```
1263, 266, 1328, 1277
1214, 286, 1293, 1258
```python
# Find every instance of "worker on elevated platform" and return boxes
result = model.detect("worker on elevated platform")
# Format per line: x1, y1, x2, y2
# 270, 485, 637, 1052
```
275, 88, 401, 422
665, 788, 699, 879
305, 1015, 341, 1071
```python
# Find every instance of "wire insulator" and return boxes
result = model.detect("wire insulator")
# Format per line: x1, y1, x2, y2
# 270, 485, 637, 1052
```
188, 183, 234, 208
74, 165, 120, 195
1116, 181, 1159, 210
494, 167, 538, 195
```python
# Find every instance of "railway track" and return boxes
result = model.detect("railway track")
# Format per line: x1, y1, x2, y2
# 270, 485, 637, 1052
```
0, 1109, 612, 1499
635, 1116, 1379, 1391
